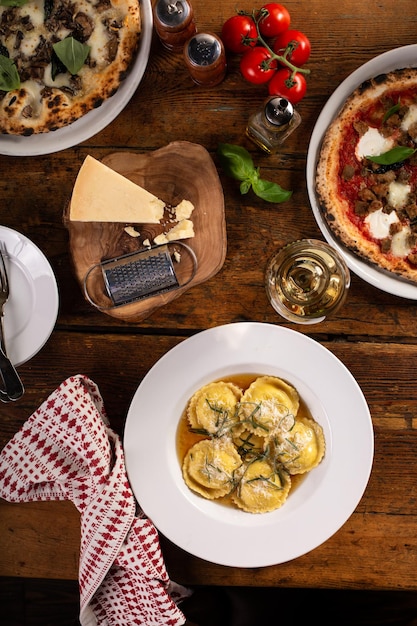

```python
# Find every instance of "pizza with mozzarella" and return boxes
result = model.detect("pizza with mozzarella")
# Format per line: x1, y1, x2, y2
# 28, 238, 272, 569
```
0, 0, 141, 135
316, 67, 417, 284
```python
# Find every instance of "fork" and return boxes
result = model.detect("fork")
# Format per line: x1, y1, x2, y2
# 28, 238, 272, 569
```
0, 241, 24, 402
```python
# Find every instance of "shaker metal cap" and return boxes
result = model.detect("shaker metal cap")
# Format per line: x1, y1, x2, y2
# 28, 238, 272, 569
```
265, 97, 294, 126
156, 0, 190, 27
187, 33, 221, 66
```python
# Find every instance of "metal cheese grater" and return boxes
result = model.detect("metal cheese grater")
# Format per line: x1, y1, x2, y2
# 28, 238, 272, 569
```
83, 242, 198, 309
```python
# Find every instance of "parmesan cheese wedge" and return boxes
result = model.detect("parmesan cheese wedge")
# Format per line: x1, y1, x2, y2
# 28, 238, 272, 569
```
69, 155, 165, 223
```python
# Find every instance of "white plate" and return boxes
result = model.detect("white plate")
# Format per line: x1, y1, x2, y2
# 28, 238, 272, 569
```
0, 226, 59, 366
124, 322, 374, 567
0, 0, 152, 157
307, 44, 417, 300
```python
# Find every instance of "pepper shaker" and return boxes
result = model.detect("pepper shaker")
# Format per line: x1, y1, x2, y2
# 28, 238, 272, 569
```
153, 0, 197, 52
183, 32, 227, 87
246, 96, 301, 154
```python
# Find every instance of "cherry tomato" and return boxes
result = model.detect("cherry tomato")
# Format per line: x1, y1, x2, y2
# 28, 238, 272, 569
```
221, 15, 258, 55
268, 68, 307, 104
240, 46, 277, 84
273, 29, 311, 66
258, 3, 291, 38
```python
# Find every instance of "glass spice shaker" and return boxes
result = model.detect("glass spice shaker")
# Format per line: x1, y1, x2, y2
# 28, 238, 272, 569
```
183, 32, 227, 87
246, 96, 301, 154
153, 0, 197, 52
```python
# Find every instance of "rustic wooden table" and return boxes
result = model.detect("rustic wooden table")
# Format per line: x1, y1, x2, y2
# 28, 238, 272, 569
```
1, 0, 417, 596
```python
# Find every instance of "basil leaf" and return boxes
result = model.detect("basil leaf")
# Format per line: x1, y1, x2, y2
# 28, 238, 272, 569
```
217, 143, 255, 181
53, 37, 90, 75
0, 0, 29, 6
366, 146, 416, 165
240, 179, 252, 194
383, 101, 401, 123
0, 54, 20, 91
252, 177, 293, 203
217, 142, 292, 204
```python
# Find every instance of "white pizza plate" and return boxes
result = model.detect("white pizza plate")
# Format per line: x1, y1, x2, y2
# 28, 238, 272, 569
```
124, 322, 374, 568
0, 0, 152, 157
0, 225, 59, 366
307, 44, 417, 300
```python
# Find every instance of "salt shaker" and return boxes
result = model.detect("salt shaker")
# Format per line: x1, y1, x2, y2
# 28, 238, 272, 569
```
246, 96, 301, 154
183, 32, 226, 87
153, 0, 197, 52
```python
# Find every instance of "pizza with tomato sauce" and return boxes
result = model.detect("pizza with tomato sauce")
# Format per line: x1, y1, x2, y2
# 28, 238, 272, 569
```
316, 67, 417, 284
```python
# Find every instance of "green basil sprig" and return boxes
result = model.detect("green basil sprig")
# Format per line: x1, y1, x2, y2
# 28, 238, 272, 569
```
53, 37, 90, 76
0, 54, 20, 91
217, 143, 292, 203
366, 146, 416, 165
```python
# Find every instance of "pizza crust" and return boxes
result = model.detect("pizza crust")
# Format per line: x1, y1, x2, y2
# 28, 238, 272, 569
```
0, 0, 141, 135
316, 67, 417, 284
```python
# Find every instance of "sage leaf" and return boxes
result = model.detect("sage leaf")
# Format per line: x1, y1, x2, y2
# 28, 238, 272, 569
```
53, 37, 90, 75
366, 146, 416, 165
0, 54, 20, 91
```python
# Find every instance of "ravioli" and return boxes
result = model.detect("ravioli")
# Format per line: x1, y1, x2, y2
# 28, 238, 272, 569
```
232, 428, 267, 460
273, 417, 325, 475
238, 376, 300, 437
182, 438, 243, 499
187, 381, 243, 436
179, 375, 326, 514
232, 458, 291, 513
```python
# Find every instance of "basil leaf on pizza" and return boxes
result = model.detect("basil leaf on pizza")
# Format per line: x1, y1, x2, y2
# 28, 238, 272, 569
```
0, 54, 20, 91
0, 0, 30, 6
0, 0, 142, 135
316, 67, 417, 283
366, 146, 416, 165
53, 38, 90, 76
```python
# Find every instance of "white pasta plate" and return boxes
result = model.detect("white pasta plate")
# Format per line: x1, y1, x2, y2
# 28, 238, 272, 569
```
307, 44, 417, 300
0, 0, 152, 156
124, 322, 374, 567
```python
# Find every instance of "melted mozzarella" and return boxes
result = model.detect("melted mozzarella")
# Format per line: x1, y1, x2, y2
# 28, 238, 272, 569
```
87, 22, 109, 65
401, 104, 417, 133
19, 31, 43, 58
391, 227, 413, 257
43, 65, 72, 89
388, 181, 411, 209
355, 127, 394, 160
19, 0, 45, 29
365, 208, 399, 239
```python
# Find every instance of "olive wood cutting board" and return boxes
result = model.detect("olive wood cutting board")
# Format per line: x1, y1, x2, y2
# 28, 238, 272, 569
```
64, 141, 227, 321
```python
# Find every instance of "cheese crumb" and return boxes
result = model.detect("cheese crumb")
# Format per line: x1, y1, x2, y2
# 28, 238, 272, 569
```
154, 233, 169, 245
175, 199, 194, 221
124, 225, 140, 237
166, 219, 195, 241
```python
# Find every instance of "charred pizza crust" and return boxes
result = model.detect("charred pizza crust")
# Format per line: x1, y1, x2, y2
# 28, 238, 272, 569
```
316, 67, 417, 284
0, 0, 141, 135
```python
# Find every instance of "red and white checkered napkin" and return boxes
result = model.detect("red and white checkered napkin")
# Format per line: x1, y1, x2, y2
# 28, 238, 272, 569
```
0, 374, 188, 626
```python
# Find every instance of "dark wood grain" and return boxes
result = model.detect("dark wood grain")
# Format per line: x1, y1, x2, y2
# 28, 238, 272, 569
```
1, 0, 417, 600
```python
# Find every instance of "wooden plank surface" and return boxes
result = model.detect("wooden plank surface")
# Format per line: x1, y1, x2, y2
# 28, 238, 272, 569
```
1, 0, 417, 595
